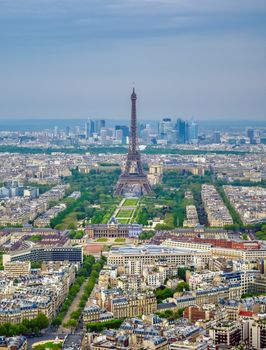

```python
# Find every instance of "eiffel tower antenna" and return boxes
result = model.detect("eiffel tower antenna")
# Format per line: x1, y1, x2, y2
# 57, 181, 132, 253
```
114, 88, 152, 196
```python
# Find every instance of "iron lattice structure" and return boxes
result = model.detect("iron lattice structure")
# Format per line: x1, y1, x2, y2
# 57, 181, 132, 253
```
114, 89, 152, 196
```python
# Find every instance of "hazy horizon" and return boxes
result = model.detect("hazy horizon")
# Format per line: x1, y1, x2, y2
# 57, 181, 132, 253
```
0, 0, 265, 120
0, 118, 266, 133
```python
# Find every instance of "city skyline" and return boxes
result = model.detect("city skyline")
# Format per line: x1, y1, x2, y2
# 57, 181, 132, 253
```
0, 0, 265, 120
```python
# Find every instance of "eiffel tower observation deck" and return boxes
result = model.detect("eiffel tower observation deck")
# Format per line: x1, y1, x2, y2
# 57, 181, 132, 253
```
114, 88, 152, 196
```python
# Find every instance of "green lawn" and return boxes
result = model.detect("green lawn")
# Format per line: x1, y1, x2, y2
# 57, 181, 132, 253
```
116, 209, 133, 218
96, 237, 108, 242
123, 198, 139, 206
33, 341, 63, 350
116, 218, 129, 224
28, 235, 43, 242
114, 238, 126, 243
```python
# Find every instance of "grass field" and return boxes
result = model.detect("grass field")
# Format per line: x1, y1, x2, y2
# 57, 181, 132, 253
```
116, 209, 133, 218
114, 238, 126, 243
33, 341, 63, 350
96, 237, 108, 242
123, 198, 139, 206
116, 218, 129, 224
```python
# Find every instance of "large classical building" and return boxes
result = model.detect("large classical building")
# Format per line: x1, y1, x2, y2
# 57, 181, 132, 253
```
107, 245, 210, 273
85, 223, 142, 239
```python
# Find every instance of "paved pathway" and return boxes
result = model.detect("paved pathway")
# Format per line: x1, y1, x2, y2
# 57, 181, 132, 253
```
109, 198, 125, 221
58, 277, 89, 333
109, 198, 140, 224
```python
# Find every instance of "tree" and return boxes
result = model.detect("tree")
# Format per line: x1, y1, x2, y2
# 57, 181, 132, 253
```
176, 281, 189, 293
0, 313, 48, 337
86, 319, 124, 332
68, 222, 77, 230
65, 319, 77, 328
35, 313, 49, 329
155, 287, 173, 303
177, 267, 193, 281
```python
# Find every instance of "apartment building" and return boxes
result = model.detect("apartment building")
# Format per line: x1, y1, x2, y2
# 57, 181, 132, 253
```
0, 263, 75, 324
250, 316, 266, 350
109, 292, 157, 319
4, 261, 30, 278
183, 205, 199, 228
163, 239, 266, 261
224, 185, 266, 224
201, 184, 233, 227
209, 322, 242, 347
83, 305, 113, 324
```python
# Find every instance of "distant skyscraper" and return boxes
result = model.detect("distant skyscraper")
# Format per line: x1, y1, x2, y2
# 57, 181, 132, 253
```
95, 119, 105, 134
159, 118, 172, 141
115, 125, 129, 137
115, 125, 129, 144
115, 128, 123, 143
185, 122, 190, 143
75, 125, 80, 136
100, 128, 108, 142
247, 128, 256, 144
213, 131, 221, 144
85, 119, 95, 139
54, 126, 58, 137
140, 124, 152, 144
175, 118, 186, 144
66, 126, 70, 137
188, 120, 199, 143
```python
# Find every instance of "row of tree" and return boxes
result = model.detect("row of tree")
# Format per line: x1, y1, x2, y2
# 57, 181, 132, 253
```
0, 313, 49, 337
215, 185, 244, 226
68, 230, 84, 239
65, 256, 106, 328
52, 255, 95, 326
86, 319, 124, 332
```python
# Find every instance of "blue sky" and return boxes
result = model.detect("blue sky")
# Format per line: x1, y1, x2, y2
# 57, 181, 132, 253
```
0, 0, 265, 120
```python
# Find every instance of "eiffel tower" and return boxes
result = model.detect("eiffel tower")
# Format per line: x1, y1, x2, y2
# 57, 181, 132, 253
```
114, 88, 152, 196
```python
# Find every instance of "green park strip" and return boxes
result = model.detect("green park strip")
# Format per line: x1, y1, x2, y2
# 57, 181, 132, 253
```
49, 169, 120, 230
116, 209, 133, 218
215, 185, 244, 226
52, 255, 95, 326
0, 145, 250, 156
86, 318, 124, 332
132, 170, 213, 228
123, 198, 139, 206
0, 145, 128, 155
64, 256, 106, 328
